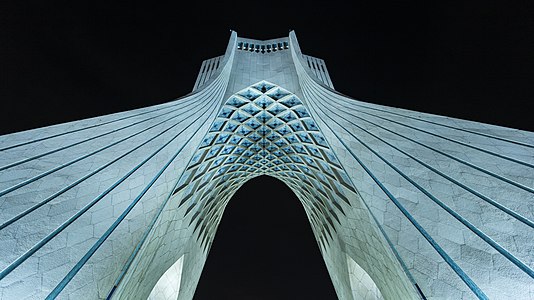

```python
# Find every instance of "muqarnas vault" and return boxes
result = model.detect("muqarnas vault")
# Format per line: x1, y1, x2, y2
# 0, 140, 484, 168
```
0, 31, 533, 300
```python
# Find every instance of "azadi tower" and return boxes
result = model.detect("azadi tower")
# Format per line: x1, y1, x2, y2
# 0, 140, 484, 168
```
0, 31, 533, 300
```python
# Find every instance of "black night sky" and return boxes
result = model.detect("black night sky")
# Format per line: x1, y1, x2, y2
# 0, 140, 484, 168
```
1, 1, 533, 299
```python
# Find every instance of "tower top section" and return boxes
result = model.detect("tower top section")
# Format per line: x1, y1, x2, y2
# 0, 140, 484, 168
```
192, 31, 335, 94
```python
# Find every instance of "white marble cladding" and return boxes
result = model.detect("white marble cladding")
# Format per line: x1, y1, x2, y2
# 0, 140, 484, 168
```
147, 255, 184, 300
0, 30, 236, 299
302, 54, 334, 89
347, 255, 384, 300
0, 29, 532, 300
192, 55, 224, 91
290, 30, 534, 300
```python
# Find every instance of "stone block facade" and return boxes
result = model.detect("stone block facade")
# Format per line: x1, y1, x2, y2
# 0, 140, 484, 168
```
0, 30, 532, 300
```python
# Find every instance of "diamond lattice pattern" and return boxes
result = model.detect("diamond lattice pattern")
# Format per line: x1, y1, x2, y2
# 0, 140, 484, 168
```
172, 81, 356, 250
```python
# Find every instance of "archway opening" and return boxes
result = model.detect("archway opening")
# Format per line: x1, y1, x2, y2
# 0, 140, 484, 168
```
193, 175, 337, 299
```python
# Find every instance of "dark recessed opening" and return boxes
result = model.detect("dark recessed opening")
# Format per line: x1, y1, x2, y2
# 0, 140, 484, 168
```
193, 175, 337, 300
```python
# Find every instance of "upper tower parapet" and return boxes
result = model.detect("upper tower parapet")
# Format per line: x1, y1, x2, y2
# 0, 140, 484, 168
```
192, 31, 334, 94
236, 37, 290, 54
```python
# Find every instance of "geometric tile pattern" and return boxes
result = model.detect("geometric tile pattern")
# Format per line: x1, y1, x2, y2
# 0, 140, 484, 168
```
172, 80, 355, 251
1, 30, 533, 300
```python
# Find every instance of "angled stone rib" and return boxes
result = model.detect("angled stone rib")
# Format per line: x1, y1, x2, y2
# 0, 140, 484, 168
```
0, 30, 532, 300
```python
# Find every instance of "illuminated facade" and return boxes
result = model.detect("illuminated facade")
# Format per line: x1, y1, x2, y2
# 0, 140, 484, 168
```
0, 31, 533, 299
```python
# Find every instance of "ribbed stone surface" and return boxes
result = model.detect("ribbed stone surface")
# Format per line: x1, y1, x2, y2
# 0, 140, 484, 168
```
0, 30, 532, 300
